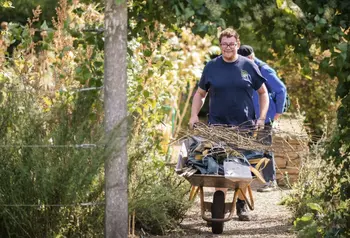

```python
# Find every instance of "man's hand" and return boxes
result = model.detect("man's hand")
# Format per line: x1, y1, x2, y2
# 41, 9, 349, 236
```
274, 113, 282, 121
189, 115, 199, 129
272, 120, 280, 129
256, 118, 265, 130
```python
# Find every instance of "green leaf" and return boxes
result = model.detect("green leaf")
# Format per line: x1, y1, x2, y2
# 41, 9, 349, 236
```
163, 60, 173, 67
307, 203, 323, 212
93, 61, 103, 68
147, 69, 154, 77
136, 106, 142, 115
2, 1, 14, 8
318, 7, 324, 14
75, 67, 82, 74
174, 5, 181, 16
143, 90, 150, 98
276, 0, 284, 8
63, 46, 72, 52
136, 85, 143, 92
193, 24, 207, 33
184, 8, 195, 20
306, 23, 314, 31
319, 18, 327, 25
178, 2, 185, 11
191, 0, 205, 9
337, 42, 348, 53
148, 99, 157, 109
40, 21, 49, 31
144, 49, 152, 57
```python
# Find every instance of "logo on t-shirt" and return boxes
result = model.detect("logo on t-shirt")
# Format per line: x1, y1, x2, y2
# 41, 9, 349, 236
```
241, 70, 250, 81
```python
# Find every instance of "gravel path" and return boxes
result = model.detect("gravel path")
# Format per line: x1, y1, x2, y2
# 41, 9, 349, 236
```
150, 182, 296, 238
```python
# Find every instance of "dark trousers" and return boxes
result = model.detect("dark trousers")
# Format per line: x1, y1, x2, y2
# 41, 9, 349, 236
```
260, 123, 276, 182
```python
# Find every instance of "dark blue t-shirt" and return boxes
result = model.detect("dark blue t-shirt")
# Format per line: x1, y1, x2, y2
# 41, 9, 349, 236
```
198, 55, 266, 126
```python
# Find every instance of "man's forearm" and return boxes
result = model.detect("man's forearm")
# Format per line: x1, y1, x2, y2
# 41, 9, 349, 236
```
191, 92, 205, 117
259, 92, 269, 120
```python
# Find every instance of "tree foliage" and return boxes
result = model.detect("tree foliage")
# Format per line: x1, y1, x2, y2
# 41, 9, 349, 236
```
0, 0, 58, 24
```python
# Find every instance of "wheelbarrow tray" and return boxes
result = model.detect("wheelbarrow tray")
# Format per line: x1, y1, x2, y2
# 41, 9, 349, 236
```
185, 174, 252, 189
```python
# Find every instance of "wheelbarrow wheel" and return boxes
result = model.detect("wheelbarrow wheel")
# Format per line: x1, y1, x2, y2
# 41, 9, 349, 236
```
211, 190, 225, 234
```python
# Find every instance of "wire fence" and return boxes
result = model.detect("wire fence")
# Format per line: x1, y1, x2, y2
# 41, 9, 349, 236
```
0, 143, 101, 148
1, 86, 104, 93
0, 81, 107, 210
0, 202, 105, 207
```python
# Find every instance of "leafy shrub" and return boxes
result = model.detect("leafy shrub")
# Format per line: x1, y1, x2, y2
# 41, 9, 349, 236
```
282, 131, 350, 238
271, 47, 338, 139
0, 70, 105, 237
129, 163, 191, 235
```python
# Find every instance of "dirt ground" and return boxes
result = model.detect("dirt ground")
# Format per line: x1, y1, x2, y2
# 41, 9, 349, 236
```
149, 182, 296, 238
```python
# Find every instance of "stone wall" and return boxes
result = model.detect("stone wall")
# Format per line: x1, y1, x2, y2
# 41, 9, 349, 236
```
272, 115, 309, 186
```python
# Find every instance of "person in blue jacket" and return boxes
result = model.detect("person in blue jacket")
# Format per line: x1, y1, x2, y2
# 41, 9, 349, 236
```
238, 45, 287, 192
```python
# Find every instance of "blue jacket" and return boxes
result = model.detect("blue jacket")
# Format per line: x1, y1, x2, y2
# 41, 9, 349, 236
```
253, 58, 287, 124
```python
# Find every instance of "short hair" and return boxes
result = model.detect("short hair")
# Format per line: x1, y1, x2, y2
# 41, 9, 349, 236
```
238, 45, 254, 57
219, 28, 240, 43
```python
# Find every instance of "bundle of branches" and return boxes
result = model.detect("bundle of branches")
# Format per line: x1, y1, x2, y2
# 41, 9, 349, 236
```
176, 122, 272, 152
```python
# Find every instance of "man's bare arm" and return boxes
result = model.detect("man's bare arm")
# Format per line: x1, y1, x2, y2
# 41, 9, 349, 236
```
257, 84, 269, 126
189, 88, 207, 127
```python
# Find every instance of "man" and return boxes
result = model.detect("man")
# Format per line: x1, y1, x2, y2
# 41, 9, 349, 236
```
238, 45, 287, 192
189, 28, 269, 221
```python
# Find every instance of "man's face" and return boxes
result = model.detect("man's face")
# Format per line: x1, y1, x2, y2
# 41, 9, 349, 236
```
220, 36, 240, 61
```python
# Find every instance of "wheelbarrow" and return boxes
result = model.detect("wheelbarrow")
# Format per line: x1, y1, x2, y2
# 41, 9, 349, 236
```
181, 158, 269, 234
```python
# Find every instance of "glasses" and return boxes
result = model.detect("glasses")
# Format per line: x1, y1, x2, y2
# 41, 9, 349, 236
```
220, 43, 237, 49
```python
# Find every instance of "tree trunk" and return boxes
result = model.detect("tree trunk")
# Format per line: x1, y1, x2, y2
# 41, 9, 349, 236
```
104, 0, 128, 237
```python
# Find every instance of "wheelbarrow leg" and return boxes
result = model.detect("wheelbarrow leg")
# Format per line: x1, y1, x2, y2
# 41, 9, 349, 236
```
189, 186, 199, 201
235, 185, 254, 210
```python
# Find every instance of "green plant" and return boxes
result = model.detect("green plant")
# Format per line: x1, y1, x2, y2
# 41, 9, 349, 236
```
0, 1, 106, 237
126, 23, 212, 234
283, 129, 350, 238
128, 164, 191, 235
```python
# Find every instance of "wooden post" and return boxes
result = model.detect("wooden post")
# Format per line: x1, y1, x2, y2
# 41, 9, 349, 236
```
104, 0, 128, 237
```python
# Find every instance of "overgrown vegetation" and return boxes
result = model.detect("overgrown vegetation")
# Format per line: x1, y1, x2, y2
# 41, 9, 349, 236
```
282, 130, 349, 237
127, 23, 212, 235
0, 2, 106, 237
0, 0, 211, 236
271, 46, 339, 138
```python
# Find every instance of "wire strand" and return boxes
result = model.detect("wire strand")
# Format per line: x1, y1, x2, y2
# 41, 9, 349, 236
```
3, 86, 104, 93
0, 143, 103, 148
0, 202, 105, 207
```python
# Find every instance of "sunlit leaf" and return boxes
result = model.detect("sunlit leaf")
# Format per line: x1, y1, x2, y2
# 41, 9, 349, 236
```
1, 1, 14, 8
307, 203, 323, 212
143, 90, 150, 98
40, 21, 49, 31
136, 85, 143, 92
144, 49, 152, 57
